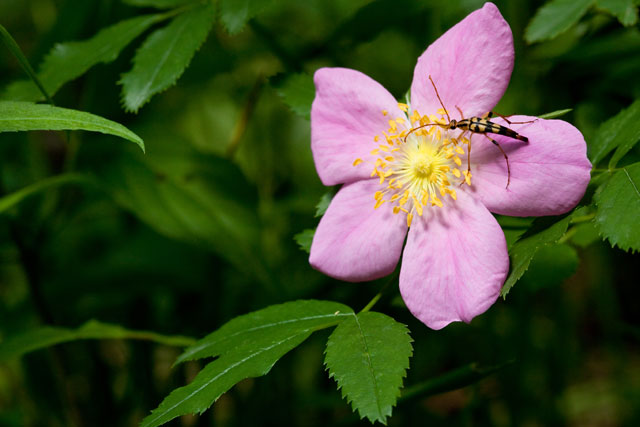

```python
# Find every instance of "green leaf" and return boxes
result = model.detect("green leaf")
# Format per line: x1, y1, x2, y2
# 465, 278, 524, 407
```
521, 243, 579, 291
596, 0, 639, 26
120, 4, 215, 112
274, 73, 315, 120
0, 174, 89, 214
293, 229, 315, 254
123, 0, 194, 8
315, 191, 334, 217
142, 300, 352, 427
3, 14, 163, 102
325, 311, 412, 425
538, 108, 573, 119
525, 0, 594, 44
501, 215, 573, 298
0, 101, 144, 149
594, 162, 640, 252
0, 320, 195, 361
589, 98, 640, 166
219, 0, 274, 34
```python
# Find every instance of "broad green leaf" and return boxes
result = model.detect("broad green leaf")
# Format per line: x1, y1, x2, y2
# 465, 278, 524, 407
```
123, 0, 194, 8
293, 228, 315, 254
525, 0, 594, 44
219, 0, 274, 34
325, 312, 412, 424
594, 162, 640, 252
142, 300, 352, 427
3, 14, 163, 102
596, 0, 639, 26
400, 360, 513, 403
274, 73, 315, 120
501, 215, 572, 298
0, 320, 195, 361
589, 98, 640, 166
538, 108, 573, 119
0, 101, 144, 149
315, 191, 334, 217
0, 174, 89, 214
120, 3, 215, 112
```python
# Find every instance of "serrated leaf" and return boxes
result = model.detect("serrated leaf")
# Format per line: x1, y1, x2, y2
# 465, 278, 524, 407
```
0, 320, 195, 361
274, 73, 315, 119
501, 215, 573, 298
589, 98, 640, 166
293, 229, 315, 254
142, 300, 352, 427
219, 0, 274, 34
594, 162, 640, 252
3, 14, 163, 102
120, 4, 215, 112
315, 191, 334, 217
538, 108, 572, 119
0, 174, 89, 214
525, 0, 594, 44
325, 311, 412, 425
596, 0, 639, 26
0, 101, 144, 149
123, 0, 194, 8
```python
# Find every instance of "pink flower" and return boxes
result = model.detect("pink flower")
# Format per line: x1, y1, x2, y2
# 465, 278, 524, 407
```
308, 2, 591, 329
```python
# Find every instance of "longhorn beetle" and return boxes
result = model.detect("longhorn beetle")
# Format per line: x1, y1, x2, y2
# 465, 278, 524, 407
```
404, 75, 534, 188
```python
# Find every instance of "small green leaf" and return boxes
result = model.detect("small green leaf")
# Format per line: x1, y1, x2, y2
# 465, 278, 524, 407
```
0, 101, 144, 149
315, 191, 334, 218
325, 312, 412, 425
538, 108, 573, 119
142, 300, 352, 427
594, 162, 640, 252
219, 0, 274, 34
501, 215, 573, 298
293, 229, 315, 254
589, 98, 640, 166
274, 72, 315, 119
120, 4, 215, 112
3, 14, 163, 102
123, 0, 194, 8
525, 0, 594, 44
0, 174, 89, 214
596, 0, 639, 26
0, 320, 195, 361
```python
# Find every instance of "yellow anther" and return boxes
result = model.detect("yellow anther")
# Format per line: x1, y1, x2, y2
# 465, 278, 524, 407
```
379, 145, 389, 152
420, 116, 430, 125
454, 156, 462, 166
370, 168, 378, 177
453, 168, 461, 178
353, 158, 363, 166
390, 194, 400, 202
455, 146, 465, 155
410, 110, 421, 123
436, 108, 447, 116
393, 206, 401, 214
439, 186, 446, 196
435, 118, 448, 126
384, 156, 394, 162
382, 110, 388, 116
388, 120, 398, 131
464, 170, 472, 186
395, 118, 405, 124
449, 189, 457, 200
443, 138, 450, 146
397, 103, 409, 112
374, 198, 385, 209
371, 149, 380, 156
374, 135, 380, 142
407, 212, 413, 227
421, 192, 429, 205
432, 196, 443, 208
374, 191, 383, 200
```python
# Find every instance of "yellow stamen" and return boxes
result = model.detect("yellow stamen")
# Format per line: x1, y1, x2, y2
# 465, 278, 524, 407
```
353, 158, 363, 166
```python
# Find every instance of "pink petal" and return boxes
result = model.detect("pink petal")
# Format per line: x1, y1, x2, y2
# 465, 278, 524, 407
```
469, 116, 591, 216
399, 190, 508, 330
310, 179, 408, 282
410, 3, 514, 119
311, 68, 405, 186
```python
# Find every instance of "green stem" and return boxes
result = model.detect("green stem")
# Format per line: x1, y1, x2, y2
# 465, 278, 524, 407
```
358, 272, 398, 314
0, 24, 54, 105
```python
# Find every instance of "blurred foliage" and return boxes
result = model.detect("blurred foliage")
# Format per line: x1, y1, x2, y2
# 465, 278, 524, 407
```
0, 0, 639, 426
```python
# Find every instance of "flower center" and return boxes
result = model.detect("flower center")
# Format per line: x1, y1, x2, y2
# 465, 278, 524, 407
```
353, 103, 473, 227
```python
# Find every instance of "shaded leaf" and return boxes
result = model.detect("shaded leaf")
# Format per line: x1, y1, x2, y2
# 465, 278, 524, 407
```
120, 4, 215, 112
315, 191, 334, 217
525, 0, 594, 44
274, 72, 315, 119
589, 98, 640, 166
594, 162, 640, 252
521, 244, 579, 291
142, 300, 352, 427
501, 215, 573, 298
0, 101, 144, 149
3, 14, 163, 102
596, 0, 639, 26
219, 0, 274, 34
0, 320, 195, 361
538, 108, 572, 119
0, 174, 90, 214
293, 228, 315, 254
325, 312, 412, 424
123, 0, 194, 8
